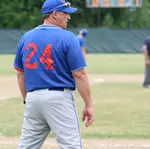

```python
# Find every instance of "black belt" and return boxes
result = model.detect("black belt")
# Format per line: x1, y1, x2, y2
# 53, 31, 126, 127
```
29, 87, 74, 92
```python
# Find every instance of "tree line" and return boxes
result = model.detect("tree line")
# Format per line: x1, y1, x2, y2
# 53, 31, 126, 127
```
0, 0, 150, 29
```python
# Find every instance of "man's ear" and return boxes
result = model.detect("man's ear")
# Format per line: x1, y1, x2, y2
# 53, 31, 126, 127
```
52, 11, 58, 19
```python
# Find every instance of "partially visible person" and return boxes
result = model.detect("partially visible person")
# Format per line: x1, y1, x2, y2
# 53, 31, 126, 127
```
76, 28, 88, 60
142, 35, 150, 88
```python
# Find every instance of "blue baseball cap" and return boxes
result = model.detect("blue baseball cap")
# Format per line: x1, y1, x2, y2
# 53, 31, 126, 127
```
42, 0, 78, 15
79, 29, 88, 37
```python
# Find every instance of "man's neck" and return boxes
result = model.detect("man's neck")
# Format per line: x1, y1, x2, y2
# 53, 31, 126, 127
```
43, 18, 63, 29
43, 19, 56, 26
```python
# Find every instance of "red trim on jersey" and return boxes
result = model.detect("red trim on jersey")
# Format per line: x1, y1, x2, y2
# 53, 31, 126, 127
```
14, 67, 24, 72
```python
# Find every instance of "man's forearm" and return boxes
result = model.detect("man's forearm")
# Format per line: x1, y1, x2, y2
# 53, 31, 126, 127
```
74, 70, 92, 107
143, 45, 149, 61
17, 72, 27, 100
82, 48, 86, 60
144, 50, 149, 61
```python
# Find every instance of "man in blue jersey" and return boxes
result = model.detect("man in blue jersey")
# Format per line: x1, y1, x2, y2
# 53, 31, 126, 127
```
142, 35, 150, 88
76, 28, 88, 60
14, 0, 93, 148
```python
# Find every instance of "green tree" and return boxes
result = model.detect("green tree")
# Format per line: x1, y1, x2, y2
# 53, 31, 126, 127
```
0, 0, 149, 28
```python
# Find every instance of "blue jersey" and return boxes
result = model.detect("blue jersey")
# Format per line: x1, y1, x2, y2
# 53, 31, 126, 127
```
76, 36, 86, 49
14, 25, 86, 92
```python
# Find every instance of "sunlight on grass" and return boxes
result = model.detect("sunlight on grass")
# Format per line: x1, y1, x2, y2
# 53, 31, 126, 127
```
0, 54, 144, 75
0, 98, 23, 136
76, 83, 150, 139
86, 54, 144, 74
0, 54, 15, 75
0, 83, 150, 139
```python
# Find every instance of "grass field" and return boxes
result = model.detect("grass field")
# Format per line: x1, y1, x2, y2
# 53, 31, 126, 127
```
0, 83, 150, 139
0, 54, 150, 149
0, 54, 145, 75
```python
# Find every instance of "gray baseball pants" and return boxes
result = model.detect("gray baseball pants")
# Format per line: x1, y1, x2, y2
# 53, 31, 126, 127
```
143, 56, 150, 87
18, 89, 82, 149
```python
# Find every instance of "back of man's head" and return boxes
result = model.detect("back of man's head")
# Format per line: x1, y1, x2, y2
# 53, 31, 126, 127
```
79, 29, 88, 37
42, 0, 77, 15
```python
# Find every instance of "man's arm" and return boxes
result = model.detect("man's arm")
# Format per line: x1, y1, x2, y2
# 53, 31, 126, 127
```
81, 48, 86, 60
72, 68, 93, 127
143, 45, 150, 65
16, 71, 27, 103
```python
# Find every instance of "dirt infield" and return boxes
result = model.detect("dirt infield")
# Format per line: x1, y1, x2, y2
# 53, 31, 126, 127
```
0, 136, 150, 149
0, 74, 144, 100
0, 76, 20, 100
88, 74, 143, 83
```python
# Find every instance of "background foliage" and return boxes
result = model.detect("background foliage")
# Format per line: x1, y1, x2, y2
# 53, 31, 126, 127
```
0, 0, 150, 28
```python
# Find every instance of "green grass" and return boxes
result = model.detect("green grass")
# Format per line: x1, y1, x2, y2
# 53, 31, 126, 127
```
0, 55, 15, 75
0, 54, 149, 139
1, 83, 150, 139
0, 99, 23, 136
77, 83, 150, 139
86, 54, 144, 74
0, 54, 145, 75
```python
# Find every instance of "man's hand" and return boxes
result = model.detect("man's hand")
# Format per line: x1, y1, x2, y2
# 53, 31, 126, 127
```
146, 60, 150, 66
82, 106, 94, 127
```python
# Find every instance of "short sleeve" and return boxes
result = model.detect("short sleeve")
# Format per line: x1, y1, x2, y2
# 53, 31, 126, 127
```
66, 34, 86, 71
80, 38, 86, 48
14, 38, 24, 72
77, 36, 86, 49
144, 38, 148, 45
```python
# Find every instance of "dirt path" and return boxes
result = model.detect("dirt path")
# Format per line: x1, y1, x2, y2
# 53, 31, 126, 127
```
88, 74, 143, 83
0, 76, 20, 100
1, 137, 150, 149
0, 74, 144, 100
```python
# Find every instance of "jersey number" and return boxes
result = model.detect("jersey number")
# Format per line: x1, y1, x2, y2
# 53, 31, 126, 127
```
25, 43, 54, 70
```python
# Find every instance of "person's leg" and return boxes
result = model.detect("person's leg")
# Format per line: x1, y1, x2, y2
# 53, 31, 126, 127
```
143, 59, 150, 88
18, 92, 50, 149
143, 65, 149, 88
44, 90, 82, 149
